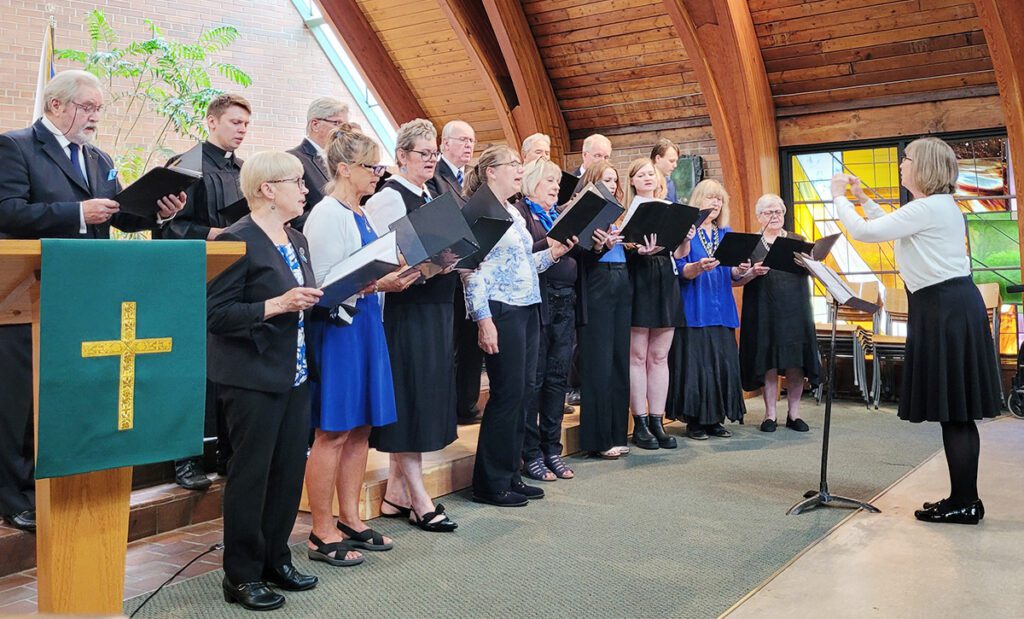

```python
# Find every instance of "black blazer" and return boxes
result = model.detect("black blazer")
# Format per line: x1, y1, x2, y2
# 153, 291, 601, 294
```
207, 216, 316, 393
0, 119, 155, 239
426, 159, 466, 206
287, 139, 330, 231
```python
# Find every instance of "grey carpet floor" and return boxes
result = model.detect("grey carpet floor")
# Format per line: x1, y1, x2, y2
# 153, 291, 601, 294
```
125, 401, 943, 619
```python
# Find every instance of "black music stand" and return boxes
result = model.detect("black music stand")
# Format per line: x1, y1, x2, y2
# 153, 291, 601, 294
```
788, 258, 882, 516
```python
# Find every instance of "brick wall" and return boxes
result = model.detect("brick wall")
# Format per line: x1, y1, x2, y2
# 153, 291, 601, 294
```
0, 0, 381, 163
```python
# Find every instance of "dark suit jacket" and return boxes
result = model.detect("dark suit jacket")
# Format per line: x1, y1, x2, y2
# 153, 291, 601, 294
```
0, 119, 155, 239
426, 159, 466, 206
207, 216, 316, 393
287, 139, 330, 231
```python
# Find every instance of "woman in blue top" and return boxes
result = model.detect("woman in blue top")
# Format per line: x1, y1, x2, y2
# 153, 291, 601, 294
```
676, 179, 760, 439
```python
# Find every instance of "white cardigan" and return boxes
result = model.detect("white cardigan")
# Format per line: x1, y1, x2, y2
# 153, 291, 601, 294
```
303, 195, 375, 323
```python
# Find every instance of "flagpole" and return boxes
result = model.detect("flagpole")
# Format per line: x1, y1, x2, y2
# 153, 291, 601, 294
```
32, 15, 56, 121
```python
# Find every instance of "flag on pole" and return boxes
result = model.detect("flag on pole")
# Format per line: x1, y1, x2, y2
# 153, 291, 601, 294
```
32, 18, 56, 121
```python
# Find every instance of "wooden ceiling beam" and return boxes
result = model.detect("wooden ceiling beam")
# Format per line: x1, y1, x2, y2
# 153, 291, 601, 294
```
317, 0, 427, 127
973, 0, 1024, 275
482, 0, 571, 163
662, 0, 779, 232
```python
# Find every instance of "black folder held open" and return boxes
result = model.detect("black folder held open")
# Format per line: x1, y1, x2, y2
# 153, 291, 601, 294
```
620, 201, 704, 250
712, 232, 762, 267
547, 183, 624, 251
456, 184, 513, 270
113, 166, 202, 218
763, 233, 841, 274
318, 231, 400, 307
389, 193, 479, 279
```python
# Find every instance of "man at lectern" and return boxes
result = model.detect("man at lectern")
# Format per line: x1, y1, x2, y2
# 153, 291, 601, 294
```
0, 69, 184, 531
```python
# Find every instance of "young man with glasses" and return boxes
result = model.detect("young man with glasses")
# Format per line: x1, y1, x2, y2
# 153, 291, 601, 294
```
287, 97, 349, 231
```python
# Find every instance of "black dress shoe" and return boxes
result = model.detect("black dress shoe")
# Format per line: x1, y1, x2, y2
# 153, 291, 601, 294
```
686, 423, 708, 440
4, 510, 35, 532
222, 577, 285, 610
566, 389, 581, 406
706, 424, 732, 438
175, 458, 212, 491
921, 498, 985, 520
785, 416, 810, 432
914, 499, 984, 525
472, 490, 528, 507
457, 411, 483, 425
510, 481, 544, 500
263, 563, 318, 591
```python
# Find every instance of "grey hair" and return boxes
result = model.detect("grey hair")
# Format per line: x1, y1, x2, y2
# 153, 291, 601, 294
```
521, 132, 551, 156
754, 193, 786, 216
582, 133, 611, 154
441, 120, 471, 140
395, 118, 437, 156
43, 70, 101, 113
306, 97, 349, 125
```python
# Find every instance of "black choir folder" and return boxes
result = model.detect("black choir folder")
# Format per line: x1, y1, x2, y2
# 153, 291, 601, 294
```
547, 183, 623, 251
317, 231, 400, 307
557, 171, 584, 207
620, 201, 706, 250
763, 233, 841, 274
113, 166, 202, 218
456, 184, 513, 270
713, 232, 762, 267
389, 193, 478, 279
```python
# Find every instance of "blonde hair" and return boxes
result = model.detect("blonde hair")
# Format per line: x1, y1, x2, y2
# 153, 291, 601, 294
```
239, 151, 303, 205
906, 137, 959, 195
324, 123, 381, 193
43, 70, 101, 113
580, 160, 623, 203
623, 157, 658, 207
689, 179, 731, 228
521, 159, 562, 201
754, 193, 786, 216
464, 144, 518, 198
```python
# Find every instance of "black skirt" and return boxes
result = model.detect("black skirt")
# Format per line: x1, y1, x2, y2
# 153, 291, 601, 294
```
370, 302, 458, 452
900, 276, 1002, 423
738, 269, 821, 391
679, 326, 746, 425
630, 254, 685, 328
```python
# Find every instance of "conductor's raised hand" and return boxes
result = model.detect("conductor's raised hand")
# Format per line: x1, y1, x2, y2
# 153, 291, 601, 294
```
830, 174, 850, 201
156, 192, 187, 219
637, 233, 664, 256
477, 317, 498, 354
82, 198, 120, 224
850, 177, 869, 203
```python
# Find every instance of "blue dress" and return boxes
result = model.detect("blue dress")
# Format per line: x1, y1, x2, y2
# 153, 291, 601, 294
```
309, 210, 398, 432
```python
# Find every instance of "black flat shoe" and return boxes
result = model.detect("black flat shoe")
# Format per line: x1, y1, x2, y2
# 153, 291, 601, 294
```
222, 577, 285, 610
914, 499, 984, 525
379, 498, 412, 518
686, 423, 708, 440
922, 498, 985, 520
4, 509, 35, 532
706, 424, 732, 438
262, 564, 317, 591
410, 503, 458, 532
472, 490, 528, 507
175, 458, 212, 491
786, 416, 810, 432
510, 481, 544, 500
759, 419, 777, 433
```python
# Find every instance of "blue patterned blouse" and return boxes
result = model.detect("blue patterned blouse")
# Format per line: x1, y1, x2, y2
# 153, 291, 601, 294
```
275, 243, 308, 386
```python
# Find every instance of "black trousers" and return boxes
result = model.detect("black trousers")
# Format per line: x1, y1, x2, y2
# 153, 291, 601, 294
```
220, 382, 310, 584
473, 302, 539, 495
0, 325, 34, 516
524, 288, 575, 460
579, 265, 631, 452
454, 284, 484, 420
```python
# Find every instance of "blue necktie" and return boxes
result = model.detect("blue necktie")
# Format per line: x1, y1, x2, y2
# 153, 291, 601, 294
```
456, 169, 464, 186
67, 143, 89, 188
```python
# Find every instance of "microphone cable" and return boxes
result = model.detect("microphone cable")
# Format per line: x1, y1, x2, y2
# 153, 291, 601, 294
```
128, 542, 224, 618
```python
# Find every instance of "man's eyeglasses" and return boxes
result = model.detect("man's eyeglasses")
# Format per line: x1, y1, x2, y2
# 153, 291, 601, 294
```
70, 101, 105, 115
267, 177, 307, 189
446, 136, 475, 145
360, 163, 388, 177
406, 149, 440, 161
317, 118, 346, 127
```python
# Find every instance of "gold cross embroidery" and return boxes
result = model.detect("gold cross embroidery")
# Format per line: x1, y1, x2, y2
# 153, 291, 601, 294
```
81, 301, 173, 431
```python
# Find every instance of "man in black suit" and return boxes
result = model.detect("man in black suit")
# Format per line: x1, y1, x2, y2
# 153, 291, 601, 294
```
287, 97, 348, 231
0, 70, 183, 531
574, 133, 613, 178
427, 120, 483, 424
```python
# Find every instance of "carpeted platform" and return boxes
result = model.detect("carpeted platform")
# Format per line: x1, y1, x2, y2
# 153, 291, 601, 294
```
125, 401, 943, 618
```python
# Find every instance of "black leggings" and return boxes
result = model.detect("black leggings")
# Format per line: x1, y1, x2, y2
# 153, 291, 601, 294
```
940, 420, 980, 504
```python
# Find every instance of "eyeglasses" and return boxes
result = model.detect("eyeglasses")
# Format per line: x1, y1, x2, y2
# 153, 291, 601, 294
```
360, 163, 388, 177
494, 160, 524, 169
317, 118, 346, 127
406, 149, 440, 161
70, 101, 105, 115
760, 209, 785, 217
267, 177, 306, 189
446, 136, 475, 145
901, 156, 913, 164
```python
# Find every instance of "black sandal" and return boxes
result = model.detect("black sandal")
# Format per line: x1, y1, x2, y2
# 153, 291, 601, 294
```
307, 533, 364, 567
380, 498, 411, 518
544, 454, 575, 479
336, 521, 393, 551
522, 457, 556, 482
409, 503, 458, 532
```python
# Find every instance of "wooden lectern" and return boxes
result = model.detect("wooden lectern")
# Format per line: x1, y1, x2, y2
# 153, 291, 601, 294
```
0, 240, 244, 615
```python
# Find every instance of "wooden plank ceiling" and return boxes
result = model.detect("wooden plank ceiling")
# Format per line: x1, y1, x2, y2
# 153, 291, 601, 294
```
334, 0, 998, 150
